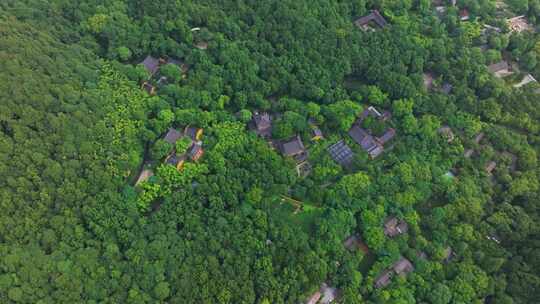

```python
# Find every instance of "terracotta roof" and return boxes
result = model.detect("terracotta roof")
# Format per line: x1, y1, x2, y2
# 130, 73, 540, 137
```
188, 142, 204, 161
459, 8, 470, 20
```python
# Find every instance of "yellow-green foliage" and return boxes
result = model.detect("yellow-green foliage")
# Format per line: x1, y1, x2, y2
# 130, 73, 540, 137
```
94, 65, 155, 177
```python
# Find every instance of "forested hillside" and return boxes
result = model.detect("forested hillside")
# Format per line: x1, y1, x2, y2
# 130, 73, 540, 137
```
1, 0, 540, 303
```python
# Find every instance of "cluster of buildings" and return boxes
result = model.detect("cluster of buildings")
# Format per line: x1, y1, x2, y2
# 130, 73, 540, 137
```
327, 106, 396, 168
163, 126, 204, 171
348, 106, 395, 159
464, 132, 497, 175
133, 126, 203, 185
250, 112, 323, 177
383, 216, 409, 238
139, 55, 189, 95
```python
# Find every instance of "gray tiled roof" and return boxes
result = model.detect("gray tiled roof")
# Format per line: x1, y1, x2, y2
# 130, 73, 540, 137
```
163, 128, 183, 145
141, 55, 160, 75
281, 135, 305, 156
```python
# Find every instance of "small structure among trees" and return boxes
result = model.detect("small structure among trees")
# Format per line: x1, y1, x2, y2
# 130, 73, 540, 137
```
459, 8, 470, 21
161, 127, 204, 171
141, 81, 156, 95
140, 55, 161, 76
384, 217, 408, 238
488, 61, 513, 78
137, 55, 189, 94
348, 106, 395, 159
280, 135, 308, 163
374, 256, 414, 289
343, 234, 369, 253
438, 126, 455, 143
485, 161, 497, 175
251, 112, 272, 138
311, 126, 324, 141
507, 15, 531, 33
354, 10, 387, 31
305, 283, 338, 304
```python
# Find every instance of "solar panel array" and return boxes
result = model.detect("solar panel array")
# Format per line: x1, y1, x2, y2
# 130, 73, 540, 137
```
328, 140, 354, 166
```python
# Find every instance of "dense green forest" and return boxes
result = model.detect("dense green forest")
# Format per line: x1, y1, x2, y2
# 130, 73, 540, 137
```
1, 0, 540, 303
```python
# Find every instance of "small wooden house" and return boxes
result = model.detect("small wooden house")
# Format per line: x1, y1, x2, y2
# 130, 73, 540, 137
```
355, 10, 388, 31
141, 81, 156, 95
